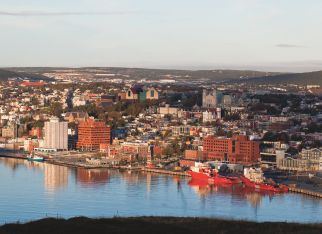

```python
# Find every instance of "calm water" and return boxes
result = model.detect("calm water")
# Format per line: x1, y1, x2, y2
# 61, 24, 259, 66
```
0, 158, 321, 224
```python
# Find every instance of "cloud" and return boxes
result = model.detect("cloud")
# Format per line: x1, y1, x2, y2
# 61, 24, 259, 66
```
0, 10, 137, 16
276, 43, 306, 48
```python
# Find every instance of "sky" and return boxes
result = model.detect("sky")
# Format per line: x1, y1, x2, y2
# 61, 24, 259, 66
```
1, 0, 322, 72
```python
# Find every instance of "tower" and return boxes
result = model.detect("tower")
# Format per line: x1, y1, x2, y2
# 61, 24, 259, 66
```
202, 89, 217, 108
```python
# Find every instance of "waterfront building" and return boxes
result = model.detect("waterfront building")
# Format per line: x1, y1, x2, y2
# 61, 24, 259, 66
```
77, 118, 111, 151
1, 123, 17, 138
29, 127, 42, 138
300, 148, 322, 171
203, 135, 260, 165
44, 117, 68, 150
277, 157, 318, 171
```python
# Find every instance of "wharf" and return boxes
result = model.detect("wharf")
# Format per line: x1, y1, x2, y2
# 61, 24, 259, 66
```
288, 187, 322, 198
142, 168, 191, 177
0, 152, 27, 159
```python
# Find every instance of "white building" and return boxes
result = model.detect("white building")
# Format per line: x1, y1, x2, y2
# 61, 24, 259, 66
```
202, 108, 221, 123
158, 104, 178, 117
44, 117, 68, 150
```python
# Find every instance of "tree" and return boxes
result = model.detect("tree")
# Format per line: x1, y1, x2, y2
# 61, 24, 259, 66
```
50, 102, 63, 117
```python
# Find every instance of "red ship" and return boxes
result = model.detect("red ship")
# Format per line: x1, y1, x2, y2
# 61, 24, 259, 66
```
188, 164, 241, 185
241, 168, 288, 193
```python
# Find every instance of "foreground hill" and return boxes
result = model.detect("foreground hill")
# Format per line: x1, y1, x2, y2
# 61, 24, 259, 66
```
1, 217, 321, 234
231, 70, 322, 86
0, 69, 53, 81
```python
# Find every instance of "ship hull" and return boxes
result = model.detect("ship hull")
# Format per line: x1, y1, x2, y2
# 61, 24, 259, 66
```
240, 176, 288, 193
27, 156, 44, 162
188, 170, 240, 185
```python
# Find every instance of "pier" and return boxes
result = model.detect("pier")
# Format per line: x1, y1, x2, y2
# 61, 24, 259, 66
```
142, 168, 191, 177
0, 151, 26, 159
288, 187, 322, 198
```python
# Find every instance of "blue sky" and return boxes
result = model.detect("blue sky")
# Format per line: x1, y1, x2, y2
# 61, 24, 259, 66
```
1, 0, 322, 72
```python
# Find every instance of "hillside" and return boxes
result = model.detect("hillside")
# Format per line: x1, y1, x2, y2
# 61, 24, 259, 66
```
80, 67, 279, 81
6, 67, 279, 82
231, 70, 322, 86
1, 217, 321, 234
0, 68, 53, 81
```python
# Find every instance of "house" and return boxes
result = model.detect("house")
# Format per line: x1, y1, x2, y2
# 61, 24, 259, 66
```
64, 112, 89, 123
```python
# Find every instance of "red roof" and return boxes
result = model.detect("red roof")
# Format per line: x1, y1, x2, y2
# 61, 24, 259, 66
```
20, 81, 46, 87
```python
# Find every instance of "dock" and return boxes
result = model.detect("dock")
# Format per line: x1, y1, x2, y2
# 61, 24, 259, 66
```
0, 152, 27, 159
142, 168, 191, 177
288, 187, 322, 198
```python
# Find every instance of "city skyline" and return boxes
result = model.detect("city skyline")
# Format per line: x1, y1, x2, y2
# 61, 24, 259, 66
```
1, 0, 322, 72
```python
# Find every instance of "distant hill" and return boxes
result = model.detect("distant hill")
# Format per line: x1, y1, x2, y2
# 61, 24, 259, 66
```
7, 67, 279, 82
230, 70, 322, 86
0, 69, 53, 81
82, 67, 279, 81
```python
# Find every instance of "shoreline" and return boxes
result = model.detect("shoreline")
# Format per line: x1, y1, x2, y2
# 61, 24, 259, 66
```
1, 154, 322, 199
1, 216, 321, 234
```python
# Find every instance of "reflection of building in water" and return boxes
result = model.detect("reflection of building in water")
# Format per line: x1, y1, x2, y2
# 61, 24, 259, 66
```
146, 172, 151, 194
1, 158, 43, 171
245, 193, 263, 208
76, 168, 109, 185
1, 158, 23, 170
44, 164, 68, 191
120, 171, 139, 185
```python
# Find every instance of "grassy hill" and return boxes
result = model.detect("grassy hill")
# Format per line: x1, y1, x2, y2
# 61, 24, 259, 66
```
231, 70, 322, 86
0, 217, 321, 234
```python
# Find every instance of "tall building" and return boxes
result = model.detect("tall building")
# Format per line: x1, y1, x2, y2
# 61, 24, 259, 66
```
77, 119, 111, 151
44, 117, 68, 150
203, 135, 260, 165
202, 89, 217, 108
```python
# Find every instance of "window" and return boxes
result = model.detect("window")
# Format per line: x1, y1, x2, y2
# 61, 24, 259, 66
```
128, 91, 131, 97
151, 90, 155, 97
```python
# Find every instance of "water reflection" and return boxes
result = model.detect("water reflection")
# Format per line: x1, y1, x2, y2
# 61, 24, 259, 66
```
76, 168, 109, 186
44, 164, 69, 193
187, 178, 279, 208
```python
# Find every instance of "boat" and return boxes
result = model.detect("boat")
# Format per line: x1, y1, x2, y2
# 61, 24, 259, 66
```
188, 163, 241, 185
240, 168, 288, 193
26, 154, 44, 162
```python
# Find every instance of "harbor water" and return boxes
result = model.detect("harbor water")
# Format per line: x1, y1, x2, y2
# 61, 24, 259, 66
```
0, 158, 321, 224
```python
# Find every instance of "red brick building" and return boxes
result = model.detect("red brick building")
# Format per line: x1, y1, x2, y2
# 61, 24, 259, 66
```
29, 127, 42, 138
203, 135, 260, 165
77, 119, 111, 151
